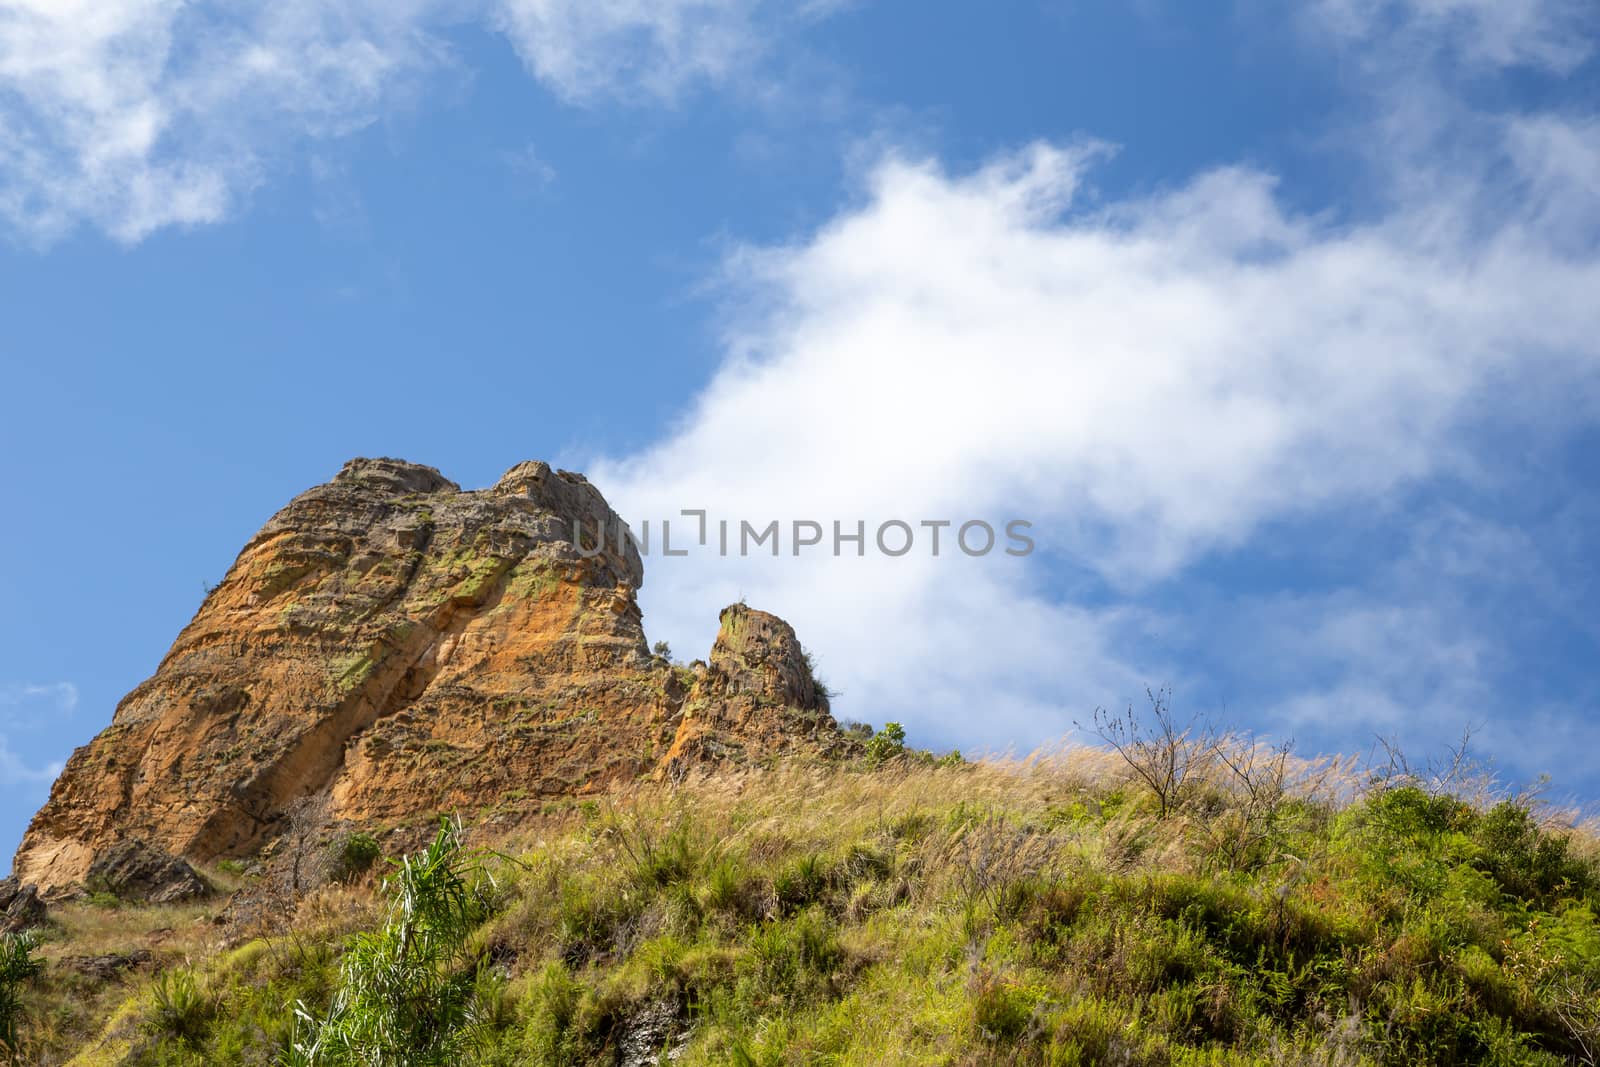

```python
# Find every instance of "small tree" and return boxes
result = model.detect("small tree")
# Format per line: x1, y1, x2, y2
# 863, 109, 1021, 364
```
1082, 688, 1216, 819
285, 794, 331, 894
839, 721, 874, 742
1200, 734, 1295, 871
0, 932, 43, 1062
284, 818, 496, 1066
865, 722, 907, 766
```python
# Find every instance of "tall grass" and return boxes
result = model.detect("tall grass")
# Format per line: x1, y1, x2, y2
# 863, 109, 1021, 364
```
13, 740, 1600, 1066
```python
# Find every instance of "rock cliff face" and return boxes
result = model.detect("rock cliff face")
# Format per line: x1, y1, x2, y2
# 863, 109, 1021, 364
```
13, 459, 846, 896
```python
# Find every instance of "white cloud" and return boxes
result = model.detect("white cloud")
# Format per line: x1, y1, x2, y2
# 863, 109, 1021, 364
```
0, 0, 450, 242
1312, 0, 1599, 72
589, 115, 1600, 757
0, 0, 1592, 243
0, 0, 820, 242
493, 0, 763, 102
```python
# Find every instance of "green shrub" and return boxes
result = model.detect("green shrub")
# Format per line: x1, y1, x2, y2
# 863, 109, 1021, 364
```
971, 969, 1041, 1041
864, 722, 907, 765
513, 961, 589, 1064
328, 832, 383, 885
1364, 785, 1472, 840
143, 969, 215, 1048
700, 855, 751, 917
85, 888, 121, 909
741, 908, 842, 1008
773, 853, 830, 913
1472, 801, 1595, 906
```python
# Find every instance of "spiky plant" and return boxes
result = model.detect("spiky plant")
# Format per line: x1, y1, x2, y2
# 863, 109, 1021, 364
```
0, 931, 43, 1062
284, 818, 497, 1066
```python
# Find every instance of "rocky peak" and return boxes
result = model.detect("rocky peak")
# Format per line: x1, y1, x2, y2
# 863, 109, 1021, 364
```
334, 457, 460, 495
709, 604, 827, 712
13, 459, 845, 896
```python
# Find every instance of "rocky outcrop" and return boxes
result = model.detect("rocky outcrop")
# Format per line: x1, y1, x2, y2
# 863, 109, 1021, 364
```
85, 841, 209, 904
0, 876, 46, 933
13, 459, 846, 896
708, 603, 826, 711
660, 605, 847, 771
64, 949, 153, 982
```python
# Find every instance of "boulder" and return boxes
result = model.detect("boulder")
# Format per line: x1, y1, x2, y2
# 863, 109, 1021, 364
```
66, 949, 153, 981
0, 875, 47, 932
85, 841, 209, 904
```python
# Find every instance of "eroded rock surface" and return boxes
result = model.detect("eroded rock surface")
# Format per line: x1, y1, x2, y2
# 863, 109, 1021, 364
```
661, 604, 845, 771
66, 950, 153, 981
0, 876, 46, 932
14, 459, 847, 895
86, 841, 209, 904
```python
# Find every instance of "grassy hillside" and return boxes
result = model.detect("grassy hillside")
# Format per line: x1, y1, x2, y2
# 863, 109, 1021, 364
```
5, 726, 1600, 1065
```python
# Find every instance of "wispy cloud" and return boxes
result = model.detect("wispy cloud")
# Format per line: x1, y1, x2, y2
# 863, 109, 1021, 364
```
502, 143, 558, 191
1311, 0, 1599, 72
494, 0, 761, 103
0, 681, 78, 719
0, 684, 74, 788
0, 0, 826, 243
0, 0, 457, 243
0, 733, 61, 787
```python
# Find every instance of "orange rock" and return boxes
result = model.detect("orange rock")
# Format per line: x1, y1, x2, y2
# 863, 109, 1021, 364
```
14, 459, 849, 895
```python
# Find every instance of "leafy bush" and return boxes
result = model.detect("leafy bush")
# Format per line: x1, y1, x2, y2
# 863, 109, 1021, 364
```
741, 907, 842, 1007
1472, 800, 1594, 905
327, 832, 383, 885
863, 721, 907, 765
970, 969, 1042, 1042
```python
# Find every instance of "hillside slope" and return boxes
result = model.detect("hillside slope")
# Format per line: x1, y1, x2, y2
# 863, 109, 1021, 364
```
7, 745, 1600, 1066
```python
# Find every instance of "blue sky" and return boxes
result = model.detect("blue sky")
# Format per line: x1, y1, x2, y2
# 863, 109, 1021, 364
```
3, 0, 1599, 863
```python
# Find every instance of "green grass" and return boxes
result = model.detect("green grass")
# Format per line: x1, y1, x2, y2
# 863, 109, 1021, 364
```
9, 748, 1600, 1065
